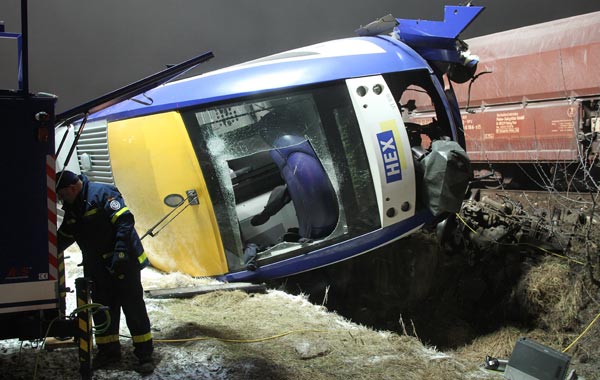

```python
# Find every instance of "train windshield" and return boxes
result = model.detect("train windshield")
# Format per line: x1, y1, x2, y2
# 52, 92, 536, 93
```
183, 83, 380, 271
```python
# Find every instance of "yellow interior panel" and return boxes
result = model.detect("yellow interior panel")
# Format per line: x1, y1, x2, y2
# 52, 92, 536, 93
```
107, 111, 228, 277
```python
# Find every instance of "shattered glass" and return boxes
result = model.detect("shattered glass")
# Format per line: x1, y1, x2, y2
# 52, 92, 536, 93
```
186, 84, 379, 270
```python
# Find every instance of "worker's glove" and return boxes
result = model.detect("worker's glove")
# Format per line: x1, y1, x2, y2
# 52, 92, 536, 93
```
110, 251, 129, 280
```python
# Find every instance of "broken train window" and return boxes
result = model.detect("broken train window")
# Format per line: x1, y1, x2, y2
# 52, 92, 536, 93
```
183, 83, 379, 271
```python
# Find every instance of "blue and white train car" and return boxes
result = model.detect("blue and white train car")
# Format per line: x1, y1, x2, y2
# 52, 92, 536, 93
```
57, 6, 482, 282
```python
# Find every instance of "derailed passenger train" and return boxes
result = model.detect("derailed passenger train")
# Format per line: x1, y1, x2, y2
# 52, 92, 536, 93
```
55, 6, 482, 282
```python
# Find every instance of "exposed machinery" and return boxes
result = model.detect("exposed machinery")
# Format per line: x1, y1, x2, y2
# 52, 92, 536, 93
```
438, 189, 575, 264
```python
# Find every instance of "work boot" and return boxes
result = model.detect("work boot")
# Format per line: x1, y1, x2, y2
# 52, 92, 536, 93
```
92, 350, 121, 369
135, 358, 155, 375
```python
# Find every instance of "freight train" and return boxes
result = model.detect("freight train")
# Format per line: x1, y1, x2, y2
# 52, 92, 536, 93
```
55, 6, 483, 281
407, 11, 600, 190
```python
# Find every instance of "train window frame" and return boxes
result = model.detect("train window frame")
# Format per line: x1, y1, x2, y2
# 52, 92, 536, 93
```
384, 70, 455, 149
181, 82, 380, 271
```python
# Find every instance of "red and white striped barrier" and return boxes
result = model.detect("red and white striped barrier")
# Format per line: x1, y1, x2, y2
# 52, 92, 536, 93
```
47, 155, 58, 281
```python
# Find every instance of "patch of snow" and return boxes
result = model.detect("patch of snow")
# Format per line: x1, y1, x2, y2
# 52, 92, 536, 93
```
367, 354, 400, 364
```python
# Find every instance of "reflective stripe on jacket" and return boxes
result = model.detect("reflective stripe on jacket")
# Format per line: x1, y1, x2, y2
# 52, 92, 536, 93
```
57, 175, 148, 269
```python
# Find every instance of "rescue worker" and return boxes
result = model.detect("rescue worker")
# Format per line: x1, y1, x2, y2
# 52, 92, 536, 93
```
56, 170, 154, 374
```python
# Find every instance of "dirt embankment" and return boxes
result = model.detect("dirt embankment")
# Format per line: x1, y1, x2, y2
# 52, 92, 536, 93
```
0, 258, 495, 380
1, 190, 599, 379
276, 190, 600, 379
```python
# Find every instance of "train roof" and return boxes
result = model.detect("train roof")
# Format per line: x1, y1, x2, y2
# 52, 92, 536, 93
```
453, 11, 600, 106
90, 36, 429, 122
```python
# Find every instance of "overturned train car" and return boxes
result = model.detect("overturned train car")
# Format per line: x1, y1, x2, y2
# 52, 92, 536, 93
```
56, 6, 482, 281
408, 11, 600, 190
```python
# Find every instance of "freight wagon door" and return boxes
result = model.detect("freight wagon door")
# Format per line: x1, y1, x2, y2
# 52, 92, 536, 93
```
107, 112, 228, 277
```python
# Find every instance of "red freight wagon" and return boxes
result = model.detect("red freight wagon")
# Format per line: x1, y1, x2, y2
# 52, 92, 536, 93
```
405, 11, 600, 189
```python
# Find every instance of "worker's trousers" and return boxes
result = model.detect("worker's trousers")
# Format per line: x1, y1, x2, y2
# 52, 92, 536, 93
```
86, 262, 153, 361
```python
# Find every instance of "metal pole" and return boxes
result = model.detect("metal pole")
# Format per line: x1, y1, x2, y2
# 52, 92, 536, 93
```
20, 0, 29, 95
57, 251, 67, 317
75, 277, 93, 380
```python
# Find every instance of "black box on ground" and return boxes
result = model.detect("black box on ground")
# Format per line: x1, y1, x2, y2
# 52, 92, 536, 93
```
504, 337, 571, 380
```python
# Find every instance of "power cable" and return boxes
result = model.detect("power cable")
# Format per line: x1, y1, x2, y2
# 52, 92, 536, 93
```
30, 303, 110, 379
121, 329, 339, 345
455, 212, 599, 355
562, 310, 600, 353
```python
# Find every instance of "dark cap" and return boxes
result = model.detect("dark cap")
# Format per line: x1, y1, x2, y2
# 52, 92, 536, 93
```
56, 170, 80, 190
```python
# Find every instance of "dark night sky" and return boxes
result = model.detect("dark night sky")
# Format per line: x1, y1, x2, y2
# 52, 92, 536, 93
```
1, 0, 600, 113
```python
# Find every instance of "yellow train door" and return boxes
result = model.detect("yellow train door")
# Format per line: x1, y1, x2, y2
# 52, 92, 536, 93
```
108, 111, 228, 276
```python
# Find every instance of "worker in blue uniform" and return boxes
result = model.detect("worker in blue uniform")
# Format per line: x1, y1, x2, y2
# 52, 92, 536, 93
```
56, 170, 154, 374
